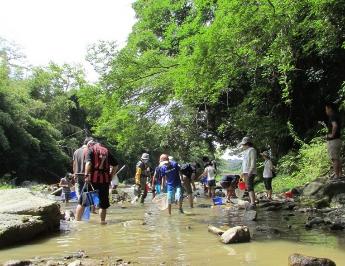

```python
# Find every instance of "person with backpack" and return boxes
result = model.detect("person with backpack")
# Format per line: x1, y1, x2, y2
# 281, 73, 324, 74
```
261, 151, 274, 200
160, 154, 184, 215
240, 136, 257, 210
134, 153, 150, 204
180, 163, 194, 208
152, 165, 162, 198
75, 140, 118, 224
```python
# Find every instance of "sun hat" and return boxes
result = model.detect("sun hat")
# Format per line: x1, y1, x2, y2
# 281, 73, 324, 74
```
240, 136, 251, 145
141, 153, 150, 160
260, 151, 270, 158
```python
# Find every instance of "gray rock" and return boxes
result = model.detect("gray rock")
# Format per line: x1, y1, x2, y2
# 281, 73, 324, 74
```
220, 226, 251, 244
243, 210, 257, 221
302, 182, 324, 196
0, 188, 60, 248
288, 253, 336, 266
323, 180, 345, 198
330, 193, 345, 208
305, 217, 324, 229
3, 260, 32, 266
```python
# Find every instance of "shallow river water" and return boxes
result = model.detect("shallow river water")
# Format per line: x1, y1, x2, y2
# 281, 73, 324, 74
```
1, 193, 345, 265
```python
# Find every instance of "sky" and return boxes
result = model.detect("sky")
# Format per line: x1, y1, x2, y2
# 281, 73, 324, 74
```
0, 0, 136, 81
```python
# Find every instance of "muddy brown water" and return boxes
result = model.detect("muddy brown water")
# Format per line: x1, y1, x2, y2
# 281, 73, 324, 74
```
1, 193, 345, 265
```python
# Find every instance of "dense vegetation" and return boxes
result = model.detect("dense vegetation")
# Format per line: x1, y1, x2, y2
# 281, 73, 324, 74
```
1, 0, 345, 186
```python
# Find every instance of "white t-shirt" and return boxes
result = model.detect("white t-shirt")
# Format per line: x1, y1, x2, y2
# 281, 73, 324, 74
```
242, 147, 257, 175
205, 165, 216, 181
263, 159, 273, 178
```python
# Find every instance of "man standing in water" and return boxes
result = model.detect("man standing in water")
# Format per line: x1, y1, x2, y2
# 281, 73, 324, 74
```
240, 137, 257, 209
134, 153, 150, 203
160, 154, 184, 215
73, 137, 93, 199
325, 102, 343, 179
76, 140, 118, 224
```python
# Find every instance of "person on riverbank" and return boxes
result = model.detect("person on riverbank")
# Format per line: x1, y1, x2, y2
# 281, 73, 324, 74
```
220, 174, 240, 202
261, 151, 274, 200
180, 163, 195, 208
73, 137, 93, 199
198, 161, 216, 200
134, 153, 150, 204
160, 154, 184, 215
325, 102, 343, 179
59, 173, 73, 203
75, 140, 118, 224
240, 136, 257, 209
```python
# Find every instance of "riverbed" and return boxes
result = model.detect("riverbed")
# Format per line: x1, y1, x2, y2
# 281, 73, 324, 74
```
1, 193, 345, 265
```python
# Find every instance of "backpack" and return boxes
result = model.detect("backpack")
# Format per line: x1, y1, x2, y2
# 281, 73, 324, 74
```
180, 163, 193, 177
91, 143, 110, 184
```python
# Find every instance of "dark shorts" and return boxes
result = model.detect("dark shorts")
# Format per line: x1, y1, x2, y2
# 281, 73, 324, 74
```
92, 182, 110, 209
183, 175, 193, 194
263, 178, 273, 190
78, 182, 110, 209
245, 174, 256, 192
208, 179, 216, 187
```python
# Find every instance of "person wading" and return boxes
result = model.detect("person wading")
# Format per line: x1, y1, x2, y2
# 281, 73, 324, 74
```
240, 136, 257, 209
75, 140, 118, 224
325, 102, 343, 179
160, 154, 184, 215
180, 163, 195, 208
135, 153, 150, 204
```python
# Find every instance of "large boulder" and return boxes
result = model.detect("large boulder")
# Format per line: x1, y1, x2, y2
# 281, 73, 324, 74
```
288, 253, 336, 266
0, 188, 60, 248
220, 226, 251, 244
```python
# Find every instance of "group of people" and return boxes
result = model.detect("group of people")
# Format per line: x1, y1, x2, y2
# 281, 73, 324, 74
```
57, 102, 342, 224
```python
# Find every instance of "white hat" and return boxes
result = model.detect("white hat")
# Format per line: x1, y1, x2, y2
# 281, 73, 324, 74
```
240, 136, 252, 145
141, 153, 150, 160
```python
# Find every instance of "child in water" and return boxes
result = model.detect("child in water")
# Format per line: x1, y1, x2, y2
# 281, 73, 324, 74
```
59, 173, 73, 203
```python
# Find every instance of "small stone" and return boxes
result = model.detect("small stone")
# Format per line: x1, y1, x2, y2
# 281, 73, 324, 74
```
186, 225, 192, 230
243, 210, 257, 221
288, 253, 336, 266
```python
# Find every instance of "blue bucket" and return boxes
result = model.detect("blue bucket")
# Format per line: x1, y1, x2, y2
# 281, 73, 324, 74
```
69, 191, 77, 199
91, 191, 100, 206
82, 206, 91, 221
212, 197, 223, 205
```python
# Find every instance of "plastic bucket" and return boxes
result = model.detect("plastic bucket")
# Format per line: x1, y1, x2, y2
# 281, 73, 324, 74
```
69, 191, 77, 199
212, 197, 223, 205
285, 191, 293, 198
238, 181, 246, 190
82, 206, 91, 221
91, 191, 100, 206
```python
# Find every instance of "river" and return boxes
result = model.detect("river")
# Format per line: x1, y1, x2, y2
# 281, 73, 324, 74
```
1, 192, 345, 265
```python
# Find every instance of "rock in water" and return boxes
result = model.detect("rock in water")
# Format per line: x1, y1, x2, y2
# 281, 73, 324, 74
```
220, 226, 251, 244
243, 210, 257, 221
208, 225, 225, 236
288, 253, 336, 266
302, 182, 324, 196
3, 260, 32, 266
0, 188, 60, 248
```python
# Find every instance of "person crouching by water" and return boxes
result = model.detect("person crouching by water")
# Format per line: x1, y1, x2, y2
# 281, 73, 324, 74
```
160, 154, 184, 215
134, 153, 150, 204
75, 140, 118, 224
220, 175, 240, 202
240, 136, 257, 210
261, 151, 274, 200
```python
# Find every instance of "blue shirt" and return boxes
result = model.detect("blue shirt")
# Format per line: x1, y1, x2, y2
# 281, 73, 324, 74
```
160, 161, 181, 187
